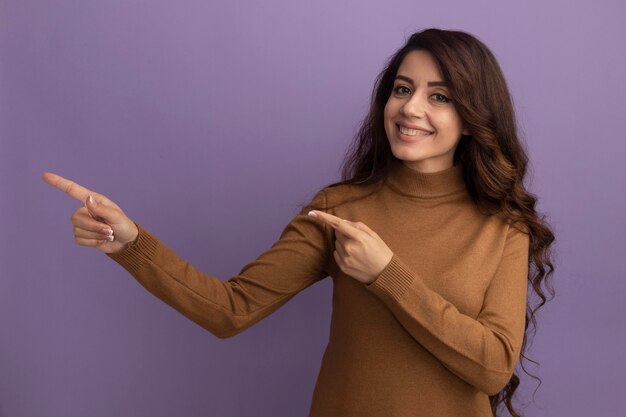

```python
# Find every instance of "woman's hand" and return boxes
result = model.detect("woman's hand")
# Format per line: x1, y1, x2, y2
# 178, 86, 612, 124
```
308, 210, 393, 285
42, 172, 138, 254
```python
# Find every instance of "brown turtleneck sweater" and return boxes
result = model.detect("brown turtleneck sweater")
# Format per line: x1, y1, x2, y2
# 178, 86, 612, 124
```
107, 161, 529, 417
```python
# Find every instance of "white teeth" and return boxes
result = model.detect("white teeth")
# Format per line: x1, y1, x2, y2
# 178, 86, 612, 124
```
398, 125, 431, 136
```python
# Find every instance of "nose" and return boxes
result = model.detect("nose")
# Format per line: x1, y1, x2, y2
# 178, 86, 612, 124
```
400, 93, 426, 118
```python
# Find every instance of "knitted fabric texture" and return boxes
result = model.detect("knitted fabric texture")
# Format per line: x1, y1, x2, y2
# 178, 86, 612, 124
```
108, 160, 529, 417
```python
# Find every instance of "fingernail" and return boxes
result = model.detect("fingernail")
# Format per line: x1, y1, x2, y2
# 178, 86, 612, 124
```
308, 211, 318, 218
88, 195, 97, 205
107, 235, 115, 242
102, 228, 113, 236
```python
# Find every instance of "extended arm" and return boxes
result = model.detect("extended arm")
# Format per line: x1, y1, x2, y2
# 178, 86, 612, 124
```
106, 190, 332, 338
42, 169, 333, 340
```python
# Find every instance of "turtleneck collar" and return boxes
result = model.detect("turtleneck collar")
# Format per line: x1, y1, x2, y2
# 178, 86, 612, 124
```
384, 159, 467, 198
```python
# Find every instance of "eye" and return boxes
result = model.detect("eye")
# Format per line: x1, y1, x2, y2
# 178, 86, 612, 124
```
392, 85, 411, 96
431, 93, 450, 103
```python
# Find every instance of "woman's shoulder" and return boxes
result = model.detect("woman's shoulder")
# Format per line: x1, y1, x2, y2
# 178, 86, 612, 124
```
317, 181, 382, 212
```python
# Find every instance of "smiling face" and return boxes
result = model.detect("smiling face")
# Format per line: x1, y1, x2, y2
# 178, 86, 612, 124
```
384, 49, 468, 173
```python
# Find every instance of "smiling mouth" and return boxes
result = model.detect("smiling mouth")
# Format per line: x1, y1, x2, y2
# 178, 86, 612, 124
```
397, 124, 433, 137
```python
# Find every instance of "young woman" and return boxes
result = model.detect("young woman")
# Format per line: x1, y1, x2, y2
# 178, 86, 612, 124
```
44, 28, 556, 417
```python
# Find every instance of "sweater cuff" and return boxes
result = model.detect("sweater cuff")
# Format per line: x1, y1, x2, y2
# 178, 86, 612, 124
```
106, 223, 158, 275
365, 254, 415, 302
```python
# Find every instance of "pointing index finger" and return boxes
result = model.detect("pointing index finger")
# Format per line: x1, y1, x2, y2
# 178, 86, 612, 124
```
308, 210, 358, 236
42, 172, 94, 203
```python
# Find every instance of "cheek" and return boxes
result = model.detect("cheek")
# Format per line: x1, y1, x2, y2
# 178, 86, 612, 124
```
384, 100, 402, 126
434, 112, 464, 136
449, 109, 465, 133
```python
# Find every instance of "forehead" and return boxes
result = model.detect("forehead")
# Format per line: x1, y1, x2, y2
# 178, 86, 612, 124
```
396, 50, 443, 81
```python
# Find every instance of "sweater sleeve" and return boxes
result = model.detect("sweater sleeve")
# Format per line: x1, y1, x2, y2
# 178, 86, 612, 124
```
106, 189, 331, 339
364, 223, 529, 396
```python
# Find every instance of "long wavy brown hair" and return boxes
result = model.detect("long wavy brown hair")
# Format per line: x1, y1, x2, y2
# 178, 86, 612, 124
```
316, 28, 556, 417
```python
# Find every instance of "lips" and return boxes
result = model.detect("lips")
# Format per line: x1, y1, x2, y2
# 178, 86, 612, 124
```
396, 123, 433, 138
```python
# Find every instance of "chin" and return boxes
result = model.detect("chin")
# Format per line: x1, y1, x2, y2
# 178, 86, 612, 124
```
389, 144, 427, 163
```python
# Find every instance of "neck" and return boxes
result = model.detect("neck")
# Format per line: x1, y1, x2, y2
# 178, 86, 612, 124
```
385, 159, 467, 198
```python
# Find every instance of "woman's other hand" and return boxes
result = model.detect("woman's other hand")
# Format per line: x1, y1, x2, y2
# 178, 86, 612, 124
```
307, 210, 393, 285
42, 172, 138, 254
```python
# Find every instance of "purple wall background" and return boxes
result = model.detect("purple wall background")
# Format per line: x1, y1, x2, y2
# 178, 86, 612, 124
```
2, 0, 625, 416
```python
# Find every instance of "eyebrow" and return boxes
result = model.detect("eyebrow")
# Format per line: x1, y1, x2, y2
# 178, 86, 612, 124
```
394, 75, 447, 87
